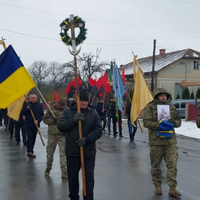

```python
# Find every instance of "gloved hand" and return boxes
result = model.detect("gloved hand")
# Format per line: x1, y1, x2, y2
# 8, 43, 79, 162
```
76, 137, 86, 147
167, 118, 175, 126
53, 117, 58, 124
74, 113, 85, 122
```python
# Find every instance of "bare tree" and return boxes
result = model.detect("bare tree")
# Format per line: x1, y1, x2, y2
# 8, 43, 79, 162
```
28, 60, 49, 91
47, 61, 74, 91
77, 49, 109, 90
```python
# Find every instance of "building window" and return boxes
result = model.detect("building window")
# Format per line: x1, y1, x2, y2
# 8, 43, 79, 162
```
193, 61, 199, 70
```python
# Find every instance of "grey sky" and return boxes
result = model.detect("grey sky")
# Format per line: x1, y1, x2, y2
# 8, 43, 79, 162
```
0, 0, 200, 71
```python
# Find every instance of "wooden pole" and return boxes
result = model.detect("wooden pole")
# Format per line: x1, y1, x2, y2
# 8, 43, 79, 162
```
0, 38, 7, 50
35, 86, 56, 118
69, 14, 86, 196
151, 39, 156, 92
30, 109, 45, 146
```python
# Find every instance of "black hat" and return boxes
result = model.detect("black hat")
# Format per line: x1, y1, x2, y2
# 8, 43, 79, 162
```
57, 97, 66, 106
79, 89, 89, 101
109, 97, 114, 100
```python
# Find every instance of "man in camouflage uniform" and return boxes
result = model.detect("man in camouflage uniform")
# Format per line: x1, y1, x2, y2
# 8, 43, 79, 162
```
43, 97, 68, 179
143, 88, 182, 197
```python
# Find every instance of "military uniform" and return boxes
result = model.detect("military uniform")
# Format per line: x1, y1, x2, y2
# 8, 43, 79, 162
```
43, 100, 67, 178
143, 88, 181, 196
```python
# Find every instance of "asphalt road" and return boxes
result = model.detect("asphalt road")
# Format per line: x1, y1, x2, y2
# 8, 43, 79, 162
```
0, 120, 199, 200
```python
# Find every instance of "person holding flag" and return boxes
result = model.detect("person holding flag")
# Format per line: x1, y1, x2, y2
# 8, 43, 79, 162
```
58, 89, 102, 200
109, 99, 123, 137
21, 94, 44, 158
96, 98, 107, 132
126, 103, 137, 142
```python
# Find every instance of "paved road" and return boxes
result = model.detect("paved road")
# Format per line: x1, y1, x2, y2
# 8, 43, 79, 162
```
0, 121, 199, 200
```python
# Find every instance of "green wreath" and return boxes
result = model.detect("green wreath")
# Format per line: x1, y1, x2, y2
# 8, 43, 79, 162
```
60, 16, 87, 46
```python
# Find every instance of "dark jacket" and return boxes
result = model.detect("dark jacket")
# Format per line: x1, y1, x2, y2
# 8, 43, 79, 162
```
109, 102, 122, 118
143, 88, 181, 146
58, 102, 102, 156
21, 101, 44, 128
126, 105, 131, 120
96, 102, 106, 116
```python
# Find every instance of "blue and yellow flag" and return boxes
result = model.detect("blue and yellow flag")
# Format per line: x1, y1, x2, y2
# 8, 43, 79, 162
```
0, 45, 36, 108
112, 61, 126, 111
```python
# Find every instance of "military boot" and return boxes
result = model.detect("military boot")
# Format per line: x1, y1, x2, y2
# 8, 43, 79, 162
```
155, 186, 162, 195
169, 187, 181, 197
61, 172, 68, 179
44, 168, 51, 176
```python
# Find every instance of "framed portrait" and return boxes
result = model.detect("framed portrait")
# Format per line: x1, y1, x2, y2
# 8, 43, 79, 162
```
157, 105, 170, 121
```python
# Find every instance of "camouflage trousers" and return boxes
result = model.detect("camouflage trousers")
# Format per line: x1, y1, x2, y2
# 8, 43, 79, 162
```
150, 144, 178, 187
46, 134, 67, 173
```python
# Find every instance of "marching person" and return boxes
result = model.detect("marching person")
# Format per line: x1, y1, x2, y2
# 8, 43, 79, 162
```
58, 89, 102, 200
125, 103, 137, 142
15, 111, 27, 145
43, 97, 68, 179
21, 94, 44, 158
143, 88, 182, 197
109, 99, 123, 137
96, 98, 107, 132
106, 97, 114, 134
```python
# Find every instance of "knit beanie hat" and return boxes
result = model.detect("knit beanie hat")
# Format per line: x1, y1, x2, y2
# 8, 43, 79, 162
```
79, 89, 89, 101
57, 97, 66, 106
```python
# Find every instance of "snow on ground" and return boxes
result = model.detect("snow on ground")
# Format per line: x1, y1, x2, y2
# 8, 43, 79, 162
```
175, 120, 200, 139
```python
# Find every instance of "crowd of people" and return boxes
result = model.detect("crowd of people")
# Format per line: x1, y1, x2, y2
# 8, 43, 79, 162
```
0, 87, 186, 199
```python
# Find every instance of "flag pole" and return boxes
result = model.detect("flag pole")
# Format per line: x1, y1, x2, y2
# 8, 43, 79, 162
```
30, 109, 45, 146
35, 86, 56, 118
67, 14, 86, 196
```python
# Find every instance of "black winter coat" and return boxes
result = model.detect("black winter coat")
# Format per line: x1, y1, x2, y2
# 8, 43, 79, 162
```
21, 101, 44, 128
96, 102, 106, 116
58, 103, 102, 156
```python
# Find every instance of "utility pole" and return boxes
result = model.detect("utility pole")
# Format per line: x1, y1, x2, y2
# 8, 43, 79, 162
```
151, 39, 156, 92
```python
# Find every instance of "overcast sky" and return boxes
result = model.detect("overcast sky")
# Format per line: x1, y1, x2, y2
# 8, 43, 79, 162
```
1, 0, 200, 71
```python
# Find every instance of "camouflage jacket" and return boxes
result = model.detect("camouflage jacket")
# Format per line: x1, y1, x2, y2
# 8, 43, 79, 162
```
43, 103, 66, 135
143, 88, 181, 146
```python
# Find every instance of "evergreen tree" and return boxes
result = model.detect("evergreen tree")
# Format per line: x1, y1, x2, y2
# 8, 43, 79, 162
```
176, 93, 180, 99
190, 90, 195, 99
196, 88, 200, 99
182, 87, 190, 99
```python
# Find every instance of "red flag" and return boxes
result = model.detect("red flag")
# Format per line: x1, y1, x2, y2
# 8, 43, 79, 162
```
121, 69, 126, 85
98, 92, 103, 98
65, 82, 72, 94
103, 71, 111, 92
89, 76, 96, 87
121, 69, 127, 96
54, 90, 58, 102
65, 77, 83, 97
71, 77, 82, 88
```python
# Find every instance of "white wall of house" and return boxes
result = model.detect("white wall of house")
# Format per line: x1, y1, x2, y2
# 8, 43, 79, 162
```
155, 59, 200, 99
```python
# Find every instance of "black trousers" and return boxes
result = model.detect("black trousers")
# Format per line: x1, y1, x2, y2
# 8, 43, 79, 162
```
112, 116, 122, 135
67, 155, 95, 200
15, 122, 26, 143
26, 127, 37, 153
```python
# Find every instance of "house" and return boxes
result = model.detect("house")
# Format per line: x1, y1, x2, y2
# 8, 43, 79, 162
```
119, 49, 200, 99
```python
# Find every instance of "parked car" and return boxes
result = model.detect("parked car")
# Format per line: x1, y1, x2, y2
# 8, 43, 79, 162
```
170, 99, 196, 118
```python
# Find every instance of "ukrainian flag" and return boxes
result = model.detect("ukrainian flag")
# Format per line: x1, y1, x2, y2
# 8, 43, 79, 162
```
0, 45, 36, 108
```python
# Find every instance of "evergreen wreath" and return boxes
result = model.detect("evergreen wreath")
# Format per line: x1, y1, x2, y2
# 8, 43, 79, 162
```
60, 16, 87, 46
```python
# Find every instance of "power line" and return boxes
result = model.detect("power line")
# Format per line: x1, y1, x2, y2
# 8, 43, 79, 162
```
1, 2, 200, 33
170, 0, 200, 5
